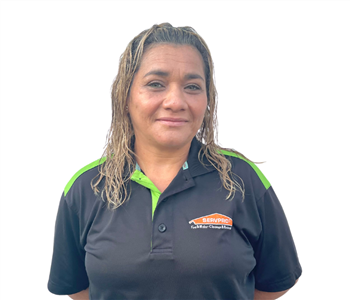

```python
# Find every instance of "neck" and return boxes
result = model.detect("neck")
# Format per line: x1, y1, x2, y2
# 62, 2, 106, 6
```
133, 138, 191, 176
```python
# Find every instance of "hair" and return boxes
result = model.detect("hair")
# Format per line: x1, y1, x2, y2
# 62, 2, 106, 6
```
92, 23, 249, 210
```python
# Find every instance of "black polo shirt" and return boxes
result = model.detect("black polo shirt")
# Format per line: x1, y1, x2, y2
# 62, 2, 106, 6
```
48, 138, 302, 300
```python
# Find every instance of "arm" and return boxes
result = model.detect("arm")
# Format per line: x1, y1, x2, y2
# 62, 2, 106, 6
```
254, 279, 299, 300
68, 288, 89, 300
48, 195, 90, 297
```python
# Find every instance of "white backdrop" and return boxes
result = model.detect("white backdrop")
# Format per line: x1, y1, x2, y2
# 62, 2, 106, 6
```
1, 1, 349, 299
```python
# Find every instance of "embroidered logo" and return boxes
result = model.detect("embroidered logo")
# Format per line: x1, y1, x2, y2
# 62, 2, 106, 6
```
189, 213, 233, 230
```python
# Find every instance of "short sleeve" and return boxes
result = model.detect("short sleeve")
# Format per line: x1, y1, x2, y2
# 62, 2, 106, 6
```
253, 187, 302, 292
47, 193, 89, 295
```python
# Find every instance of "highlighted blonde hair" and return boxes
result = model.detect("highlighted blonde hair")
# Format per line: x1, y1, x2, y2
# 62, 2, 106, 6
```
92, 23, 247, 210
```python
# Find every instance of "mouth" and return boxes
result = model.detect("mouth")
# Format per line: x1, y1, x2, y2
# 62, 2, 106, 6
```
157, 118, 188, 126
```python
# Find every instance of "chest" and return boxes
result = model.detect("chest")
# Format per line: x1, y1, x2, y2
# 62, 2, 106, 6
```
83, 174, 259, 298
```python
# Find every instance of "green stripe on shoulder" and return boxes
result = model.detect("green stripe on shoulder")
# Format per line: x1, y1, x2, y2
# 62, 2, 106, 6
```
219, 150, 271, 190
64, 157, 107, 196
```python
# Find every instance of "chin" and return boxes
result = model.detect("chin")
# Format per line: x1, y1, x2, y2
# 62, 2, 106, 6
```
156, 136, 192, 150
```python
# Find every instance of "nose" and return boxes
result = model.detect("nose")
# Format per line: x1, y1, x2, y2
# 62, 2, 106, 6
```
162, 84, 187, 111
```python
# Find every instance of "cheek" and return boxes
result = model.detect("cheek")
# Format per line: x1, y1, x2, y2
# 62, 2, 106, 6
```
129, 103, 156, 128
130, 91, 160, 115
128, 96, 145, 121
197, 99, 208, 121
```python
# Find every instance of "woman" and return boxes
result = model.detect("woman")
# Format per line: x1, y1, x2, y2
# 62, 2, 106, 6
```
48, 23, 302, 300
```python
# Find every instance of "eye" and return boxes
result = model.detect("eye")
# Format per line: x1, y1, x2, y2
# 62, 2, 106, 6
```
147, 82, 164, 88
185, 84, 201, 91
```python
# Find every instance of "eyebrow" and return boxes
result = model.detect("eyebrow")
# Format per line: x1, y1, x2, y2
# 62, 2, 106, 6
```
143, 70, 205, 82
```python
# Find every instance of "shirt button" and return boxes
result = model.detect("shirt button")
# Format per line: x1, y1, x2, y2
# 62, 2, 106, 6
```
158, 223, 167, 233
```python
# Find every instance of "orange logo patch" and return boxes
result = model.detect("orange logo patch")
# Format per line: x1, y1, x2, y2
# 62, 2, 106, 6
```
189, 213, 233, 230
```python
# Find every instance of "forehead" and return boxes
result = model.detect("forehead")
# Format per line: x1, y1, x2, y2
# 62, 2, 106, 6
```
137, 44, 205, 76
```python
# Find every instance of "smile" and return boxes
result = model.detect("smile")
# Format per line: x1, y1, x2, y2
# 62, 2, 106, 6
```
157, 118, 188, 126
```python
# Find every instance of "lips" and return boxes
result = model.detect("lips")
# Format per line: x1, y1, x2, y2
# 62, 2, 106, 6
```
157, 118, 188, 122
157, 118, 188, 126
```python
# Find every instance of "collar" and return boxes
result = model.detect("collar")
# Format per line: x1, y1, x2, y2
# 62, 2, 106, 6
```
186, 137, 216, 178
124, 137, 216, 178
136, 161, 189, 172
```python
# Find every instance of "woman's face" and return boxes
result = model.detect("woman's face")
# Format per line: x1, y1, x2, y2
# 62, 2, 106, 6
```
128, 44, 207, 152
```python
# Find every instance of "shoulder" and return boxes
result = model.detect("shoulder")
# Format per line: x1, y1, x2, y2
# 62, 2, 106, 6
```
64, 157, 106, 198
219, 149, 271, 197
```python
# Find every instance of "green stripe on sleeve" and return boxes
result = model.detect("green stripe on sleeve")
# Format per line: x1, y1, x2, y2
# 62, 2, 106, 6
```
219, 150, 271, 190
64, 157, 107, 196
